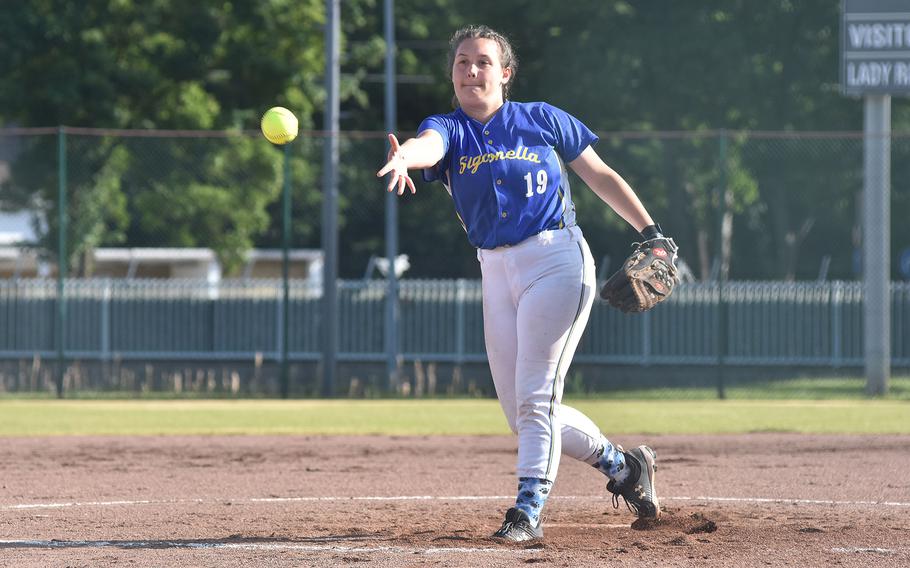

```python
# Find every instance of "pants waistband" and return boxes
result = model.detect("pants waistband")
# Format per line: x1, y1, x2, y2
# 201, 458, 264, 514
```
477, 226, 584, 260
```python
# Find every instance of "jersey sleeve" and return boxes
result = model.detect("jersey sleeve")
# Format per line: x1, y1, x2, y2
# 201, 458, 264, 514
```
417, 114, 453, 183
542, 103, 598, 163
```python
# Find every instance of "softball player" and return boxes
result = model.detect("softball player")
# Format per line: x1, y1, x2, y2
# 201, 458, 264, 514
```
378, 25, 665, 541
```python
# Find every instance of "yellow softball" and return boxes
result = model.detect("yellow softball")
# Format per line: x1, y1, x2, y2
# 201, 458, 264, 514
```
260, 106, 299, 145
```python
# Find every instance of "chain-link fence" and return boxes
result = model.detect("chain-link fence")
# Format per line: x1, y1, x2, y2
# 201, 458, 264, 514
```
1, 128, 908, 397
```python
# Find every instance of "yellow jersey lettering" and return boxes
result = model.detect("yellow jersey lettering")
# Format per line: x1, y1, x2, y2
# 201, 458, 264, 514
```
459, 146, 543, 175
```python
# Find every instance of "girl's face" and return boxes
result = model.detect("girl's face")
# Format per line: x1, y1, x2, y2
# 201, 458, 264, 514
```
451, 38, 511, 109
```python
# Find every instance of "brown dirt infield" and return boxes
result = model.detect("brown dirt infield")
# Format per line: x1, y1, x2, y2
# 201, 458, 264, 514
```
1, 433, 909, 567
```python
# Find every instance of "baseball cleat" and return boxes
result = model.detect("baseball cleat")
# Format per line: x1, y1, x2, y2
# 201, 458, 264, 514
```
606, 445, 660, 519
491, 507, 543, 541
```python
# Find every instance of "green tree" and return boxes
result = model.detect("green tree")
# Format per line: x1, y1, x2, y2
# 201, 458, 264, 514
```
2, 0, 908, 279
366, 0, 908, 280
0, 0, 327, 274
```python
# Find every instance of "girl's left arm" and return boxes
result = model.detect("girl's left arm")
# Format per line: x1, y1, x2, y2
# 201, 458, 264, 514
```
568, 146, 655, 233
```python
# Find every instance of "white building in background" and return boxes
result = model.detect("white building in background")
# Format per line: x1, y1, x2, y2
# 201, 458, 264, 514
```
91, 247, 323, 284
2, 135, 323, 283
0, 210, 51, 278
92, 248, 220, 280
0, 242, 323, 284
0, 210, 36, 246
0, 209, 322, 282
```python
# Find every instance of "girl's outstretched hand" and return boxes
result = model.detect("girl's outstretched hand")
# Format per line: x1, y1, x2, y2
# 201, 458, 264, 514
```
376, 133, 416, 195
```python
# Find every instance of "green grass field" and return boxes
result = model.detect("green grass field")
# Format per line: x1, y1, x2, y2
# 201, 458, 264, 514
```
565, 377, 910, 400
0, 399, 907, 436
8, 376, 910, 401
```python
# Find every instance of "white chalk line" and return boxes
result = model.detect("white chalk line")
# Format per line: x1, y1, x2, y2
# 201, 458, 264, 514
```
3, 498, 908, 556
548, 523, 630, 529
831, 547, 905, 555
2, 540, 908, 556
0, 539, 539, 555
3, 494, 910, 511
668, 496, 910, 507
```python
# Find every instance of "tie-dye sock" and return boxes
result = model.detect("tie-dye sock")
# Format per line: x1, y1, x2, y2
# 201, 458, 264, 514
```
590, 436, 629, 484
514, 477, 552, 527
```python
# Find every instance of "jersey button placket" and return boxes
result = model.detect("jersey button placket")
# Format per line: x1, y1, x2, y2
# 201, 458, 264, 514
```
496, 172, 507, 221
487, 135, 508, 224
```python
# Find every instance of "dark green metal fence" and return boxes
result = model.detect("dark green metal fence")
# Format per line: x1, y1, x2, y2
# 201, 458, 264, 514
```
1, 127, 909, 396
2, 279, 908, 365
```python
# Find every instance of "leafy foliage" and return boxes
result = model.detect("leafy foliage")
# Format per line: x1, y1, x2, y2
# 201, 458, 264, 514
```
0, 0, 327, 274
0, 0, 908, 279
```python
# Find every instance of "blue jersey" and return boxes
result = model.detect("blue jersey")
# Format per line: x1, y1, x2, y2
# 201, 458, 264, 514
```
418, 101, 598, 249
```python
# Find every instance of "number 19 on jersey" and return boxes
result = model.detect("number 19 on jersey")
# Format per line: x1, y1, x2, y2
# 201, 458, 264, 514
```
524, 170, 548, 198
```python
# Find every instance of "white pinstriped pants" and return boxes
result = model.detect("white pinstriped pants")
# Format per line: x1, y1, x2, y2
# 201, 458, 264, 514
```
478, 225, 602, 482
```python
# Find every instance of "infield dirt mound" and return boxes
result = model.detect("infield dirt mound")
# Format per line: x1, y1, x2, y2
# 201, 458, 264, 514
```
1, 433, 909, 567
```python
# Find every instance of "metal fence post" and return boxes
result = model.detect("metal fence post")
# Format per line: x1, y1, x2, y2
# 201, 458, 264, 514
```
863, 95, 890, 396
642, 310, 651, 366
101, 278, 112, 361
715, 130, 728, 399
831, 281, 842, 368
281, 142, 291, 398
321, 0, 340, 398
383, 0, 401, 394
455, 279, 466, 365
56, 126, 67, 398
275, 283, 284, 369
